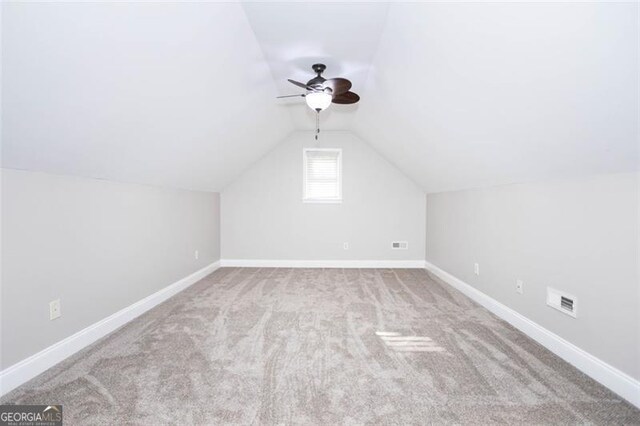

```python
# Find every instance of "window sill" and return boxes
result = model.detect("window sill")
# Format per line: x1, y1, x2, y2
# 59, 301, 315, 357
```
302, 198, 343, 204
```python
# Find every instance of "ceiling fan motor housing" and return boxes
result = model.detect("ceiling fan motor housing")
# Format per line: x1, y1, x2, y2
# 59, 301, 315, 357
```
307, 64, 328, 91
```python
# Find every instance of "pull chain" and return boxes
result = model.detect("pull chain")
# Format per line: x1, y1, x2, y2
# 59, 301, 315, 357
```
315, 109, 320, 140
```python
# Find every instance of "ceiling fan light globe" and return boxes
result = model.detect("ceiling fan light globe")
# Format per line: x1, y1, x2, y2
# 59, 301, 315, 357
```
305, 92, 332, 111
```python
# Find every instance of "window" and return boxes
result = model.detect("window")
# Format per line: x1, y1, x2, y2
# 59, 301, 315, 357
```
303, 148, 342, 203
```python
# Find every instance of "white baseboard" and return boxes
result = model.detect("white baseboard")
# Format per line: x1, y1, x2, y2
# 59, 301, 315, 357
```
0, 261, 220, 397
425, 261, 640, 409
220, 259, 426, 268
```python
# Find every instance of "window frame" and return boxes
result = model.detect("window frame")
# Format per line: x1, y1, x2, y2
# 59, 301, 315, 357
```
302, 148, 343, 203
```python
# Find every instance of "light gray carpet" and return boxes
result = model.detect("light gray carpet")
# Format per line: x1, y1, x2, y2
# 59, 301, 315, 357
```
2, 268, 639, 424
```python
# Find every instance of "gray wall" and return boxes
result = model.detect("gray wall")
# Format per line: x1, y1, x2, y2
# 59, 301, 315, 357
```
222, 131, 426, 261
1, 169, 220, 369
426, 172, 639, 380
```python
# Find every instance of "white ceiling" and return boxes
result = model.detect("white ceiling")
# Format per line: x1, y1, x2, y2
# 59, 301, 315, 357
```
2, 2, 638, 193
2, 2, 293, 191
242, 2, 389, 131
352, 2, 639, 192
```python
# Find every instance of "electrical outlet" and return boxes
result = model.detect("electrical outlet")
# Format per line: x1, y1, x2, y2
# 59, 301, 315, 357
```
49, 299, 61, 320
343, 242, 349, 250
194, 250, 199, 260
474, 263, 480, 276
516, 279, 524, 294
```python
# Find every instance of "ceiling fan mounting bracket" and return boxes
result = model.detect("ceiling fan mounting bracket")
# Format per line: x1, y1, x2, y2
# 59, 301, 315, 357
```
312, 63, 326, 76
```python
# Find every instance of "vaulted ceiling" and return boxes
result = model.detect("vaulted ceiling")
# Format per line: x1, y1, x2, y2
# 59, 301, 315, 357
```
2, 2, 293, 191
352, 2, 639, 192
3, 2, 638, 192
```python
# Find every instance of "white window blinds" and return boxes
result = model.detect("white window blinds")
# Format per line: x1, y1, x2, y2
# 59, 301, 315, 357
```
303, 149, 342, 202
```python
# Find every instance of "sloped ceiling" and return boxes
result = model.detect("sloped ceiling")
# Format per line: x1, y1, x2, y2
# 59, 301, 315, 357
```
2, 2, 293, 191
352, 2, 639, 193
2, 2, 638, 193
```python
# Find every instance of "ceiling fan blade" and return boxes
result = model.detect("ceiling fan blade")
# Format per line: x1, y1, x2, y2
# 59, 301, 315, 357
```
323, 78, 352, 96
287, 79, 311, 90
332, 91, 360, 105
277, 94, 305, 98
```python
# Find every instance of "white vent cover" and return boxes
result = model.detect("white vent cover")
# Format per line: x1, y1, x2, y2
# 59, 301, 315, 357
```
546, 287, 577, 318
391, 241, 408, 250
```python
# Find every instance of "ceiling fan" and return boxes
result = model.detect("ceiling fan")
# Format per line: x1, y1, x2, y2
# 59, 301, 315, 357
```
277, 63, 360, 139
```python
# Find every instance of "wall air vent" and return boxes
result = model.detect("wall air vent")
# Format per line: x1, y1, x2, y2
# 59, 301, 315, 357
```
391, 241, 408, 250
547, 287, 577, 318
560, 296, 574, 312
